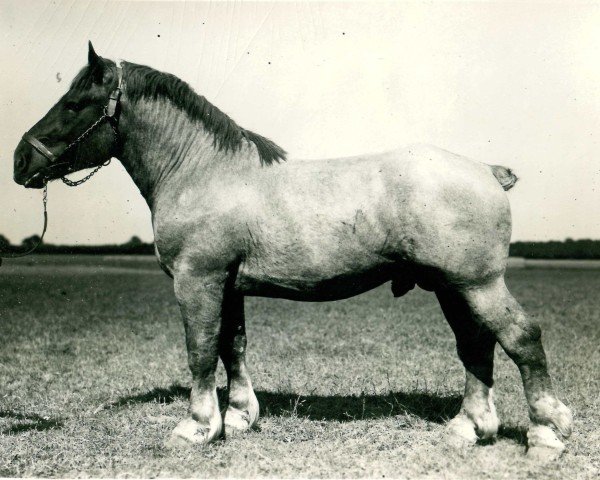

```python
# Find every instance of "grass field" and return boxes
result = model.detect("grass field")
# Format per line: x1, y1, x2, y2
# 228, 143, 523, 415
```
0, 256, 598, 478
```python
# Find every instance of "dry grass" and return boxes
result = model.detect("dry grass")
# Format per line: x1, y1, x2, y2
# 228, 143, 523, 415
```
0, 256, 598, 478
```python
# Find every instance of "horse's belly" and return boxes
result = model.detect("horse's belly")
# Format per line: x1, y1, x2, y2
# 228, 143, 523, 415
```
235, 262, 397, 301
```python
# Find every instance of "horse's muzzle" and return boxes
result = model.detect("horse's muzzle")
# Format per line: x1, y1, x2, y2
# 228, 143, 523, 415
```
13, 138, 70, 188
22, 161, 72, 189
23, 171, 47, 189
13, 138, 42, 187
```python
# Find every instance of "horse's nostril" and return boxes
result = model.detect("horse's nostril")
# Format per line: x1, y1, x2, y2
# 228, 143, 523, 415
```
16, 152, 28, 173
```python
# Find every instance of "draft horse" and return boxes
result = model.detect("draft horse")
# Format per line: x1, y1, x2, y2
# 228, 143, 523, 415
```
13, 43, 572, 460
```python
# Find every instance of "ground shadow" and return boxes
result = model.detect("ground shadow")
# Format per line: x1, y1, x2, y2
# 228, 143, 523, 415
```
0, 409, 63, 435
497, 425, 528, 446
110, 384, 462, 423
255, 389, 462, 423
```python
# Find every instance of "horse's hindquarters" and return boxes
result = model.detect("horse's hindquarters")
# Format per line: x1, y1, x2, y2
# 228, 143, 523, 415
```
385, 147, 513, 287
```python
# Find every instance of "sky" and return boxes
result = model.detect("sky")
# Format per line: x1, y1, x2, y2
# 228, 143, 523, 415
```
1, 0, 599, 245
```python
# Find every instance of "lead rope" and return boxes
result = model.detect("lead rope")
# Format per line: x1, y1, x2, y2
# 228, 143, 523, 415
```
0, 152, 110, 265
1, 106, 115, 262
0, 184, 48, 264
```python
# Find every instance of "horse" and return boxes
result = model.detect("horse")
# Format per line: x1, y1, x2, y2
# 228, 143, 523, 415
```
13, 42, 572, 460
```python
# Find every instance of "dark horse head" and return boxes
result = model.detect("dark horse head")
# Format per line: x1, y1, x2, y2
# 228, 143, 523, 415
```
14, 42, 121, 189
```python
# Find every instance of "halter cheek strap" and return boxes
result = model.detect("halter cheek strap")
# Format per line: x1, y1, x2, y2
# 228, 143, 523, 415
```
107, 59, 124, 118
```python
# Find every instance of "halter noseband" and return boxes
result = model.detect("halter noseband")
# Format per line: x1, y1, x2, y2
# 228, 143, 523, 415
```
22, 60, 124, 185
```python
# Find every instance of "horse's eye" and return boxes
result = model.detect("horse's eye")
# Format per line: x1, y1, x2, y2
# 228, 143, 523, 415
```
64, 101, 84, 112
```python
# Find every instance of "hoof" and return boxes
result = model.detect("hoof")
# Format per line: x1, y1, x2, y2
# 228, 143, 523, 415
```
224, 392, 259, 435
550, 402, 573, 438
446, 414, 478, 446
460, 389, 499, 441
527, 445, 564, 463
164, 418, 218, 449
471, 406, 499, 441
531, 395, 573, 439
224, 406, 251, 430
527, 425, 565, 462
224, 406, 252, 435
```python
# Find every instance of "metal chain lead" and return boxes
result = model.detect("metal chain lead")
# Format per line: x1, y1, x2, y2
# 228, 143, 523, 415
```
61, 159, 111, 187
62, 111, 109, 156
60, 107, 116, 187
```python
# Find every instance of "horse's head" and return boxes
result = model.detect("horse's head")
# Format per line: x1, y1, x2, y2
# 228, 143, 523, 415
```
14, 42, 122, 188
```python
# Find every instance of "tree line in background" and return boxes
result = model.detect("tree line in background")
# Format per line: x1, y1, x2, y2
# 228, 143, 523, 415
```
1, 234, 600, 259
509, 239, 600, 259
0, 234, 154, 255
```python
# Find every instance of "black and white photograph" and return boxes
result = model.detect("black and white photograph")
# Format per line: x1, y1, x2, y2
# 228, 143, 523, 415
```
0, 0, 598, 478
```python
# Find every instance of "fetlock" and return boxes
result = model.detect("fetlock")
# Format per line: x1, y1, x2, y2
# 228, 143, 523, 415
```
530, 394, 573, 438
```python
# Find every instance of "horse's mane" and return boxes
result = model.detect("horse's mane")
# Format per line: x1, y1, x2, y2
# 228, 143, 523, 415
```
71, 60, 286, 166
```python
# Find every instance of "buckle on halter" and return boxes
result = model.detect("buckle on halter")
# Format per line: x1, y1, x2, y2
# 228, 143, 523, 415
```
106, 88, 121, 117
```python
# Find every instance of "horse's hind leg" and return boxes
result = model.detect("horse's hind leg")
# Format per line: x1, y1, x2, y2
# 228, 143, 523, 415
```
441, 277, 572, 459
219, 291, 259, 434
436, 289, 499, 444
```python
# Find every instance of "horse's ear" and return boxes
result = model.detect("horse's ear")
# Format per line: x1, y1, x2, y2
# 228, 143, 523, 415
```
87, 41, 105, 83
88, 41, 100, 67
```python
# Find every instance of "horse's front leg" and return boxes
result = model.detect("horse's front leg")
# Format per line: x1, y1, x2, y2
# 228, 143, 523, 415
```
219, 291, 259, 434
166, 270, 226, 448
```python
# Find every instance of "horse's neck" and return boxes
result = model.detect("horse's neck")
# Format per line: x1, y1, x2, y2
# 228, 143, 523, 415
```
118, 97, 256, 206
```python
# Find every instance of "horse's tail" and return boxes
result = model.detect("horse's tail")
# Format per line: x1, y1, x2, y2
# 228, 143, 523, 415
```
490, 164, 518, 191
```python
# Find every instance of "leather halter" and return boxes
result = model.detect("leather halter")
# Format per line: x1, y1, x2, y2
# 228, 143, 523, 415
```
22, 60, 124, 176
22, 133, 57, 163
1, 61, 125, 262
